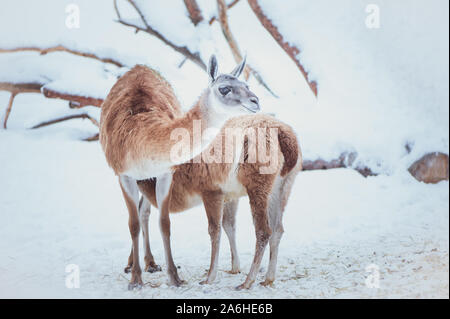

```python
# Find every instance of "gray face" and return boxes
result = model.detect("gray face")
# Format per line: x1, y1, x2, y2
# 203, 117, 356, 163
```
207, 55, 260, 115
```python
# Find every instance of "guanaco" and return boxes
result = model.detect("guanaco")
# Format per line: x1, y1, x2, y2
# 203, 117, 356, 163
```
124, 57, 301, 289
100, 55, 261, 289
132, 113, 302, 289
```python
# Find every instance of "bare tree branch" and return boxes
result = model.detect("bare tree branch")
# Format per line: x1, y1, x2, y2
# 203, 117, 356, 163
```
0, 46, 124, 68
184, 0, 204, 26
3, 92, 17, 129
30, 113, 99, 129
216, 0, 277, 97
84, 133, 99, 142
217, 0, 249, 78
1, 81, 102, 135
114, 0, 206, 70
0, 81, 104, 108
0, 82, 42, 94
42, 87, 103, 108
247, 0, 318, 97
209, 0, 240, 25
1, 81, 104, 130
0, 82, 40, 129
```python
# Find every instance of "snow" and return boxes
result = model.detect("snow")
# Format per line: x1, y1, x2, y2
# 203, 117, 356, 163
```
132, 0, 200, 51
0, 51, 121, 99
258, 0, 449, 173
0, 0, 448, 298
0, 98, 448, 298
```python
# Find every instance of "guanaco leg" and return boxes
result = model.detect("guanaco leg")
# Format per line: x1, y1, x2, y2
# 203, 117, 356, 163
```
157, 173, 185, 286
200, 191, 225, 284
222, 199, 240, 274
119, 175, 143, 290
124, 196, 161, 274
235, 188, 272, 290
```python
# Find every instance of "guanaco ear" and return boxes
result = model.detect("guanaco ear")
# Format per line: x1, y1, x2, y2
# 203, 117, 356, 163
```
208, 55, 218, 82
230, 55, 246, 78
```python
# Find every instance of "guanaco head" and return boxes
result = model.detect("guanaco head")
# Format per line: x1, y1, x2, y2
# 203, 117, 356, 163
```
207, 55, 260, 115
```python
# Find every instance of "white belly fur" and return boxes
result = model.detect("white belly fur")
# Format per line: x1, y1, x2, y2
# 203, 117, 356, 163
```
123, 158, 172, 180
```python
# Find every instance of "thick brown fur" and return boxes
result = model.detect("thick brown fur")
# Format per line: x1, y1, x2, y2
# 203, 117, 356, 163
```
135, 113, 302, 289
138, 114, 301, 212
105, 63, 302, 290
100, 65, 212, 177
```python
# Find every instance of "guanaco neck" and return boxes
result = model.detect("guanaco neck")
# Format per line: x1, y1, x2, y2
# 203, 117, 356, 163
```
169, 89, 232, 160
183, 90, 230, 128
125, 89, 233, 177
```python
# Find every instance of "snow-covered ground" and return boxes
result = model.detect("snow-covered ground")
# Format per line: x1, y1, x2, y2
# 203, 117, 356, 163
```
0, 0, 448, 298
0, 94, 448, 298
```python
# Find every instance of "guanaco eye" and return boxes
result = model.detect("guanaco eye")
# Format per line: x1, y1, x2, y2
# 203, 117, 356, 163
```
219, 86, 231, 95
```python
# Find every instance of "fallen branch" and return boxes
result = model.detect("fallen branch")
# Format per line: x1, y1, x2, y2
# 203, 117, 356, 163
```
114, 0, 206, 70
303, 152, 376, 177
42, 87, 103, 108
184, 0, 204, 26
1, 82, 40, 129
1, 81, 104, 128
30, 113, 99, 129
0, 82, 41, 94
0, 81, 104, 108
0, 46, 124, 68
216, 0, 278, 97
247, 0, 318, 97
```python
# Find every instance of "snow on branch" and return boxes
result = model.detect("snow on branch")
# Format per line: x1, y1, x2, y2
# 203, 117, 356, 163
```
0, 81, 104, 129
0, 48, 119, 127
247, 0, 318, 97
114, 0, 206, 70
0, 81, 104, 107
0, 46, 124, 68
303, 152, 376, 177
42, 87, 103, 108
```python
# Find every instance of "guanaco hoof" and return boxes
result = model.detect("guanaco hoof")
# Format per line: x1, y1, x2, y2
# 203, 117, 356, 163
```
145, 264, 162, 273
128, 283, 143, 291
124, 265, 132, 274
